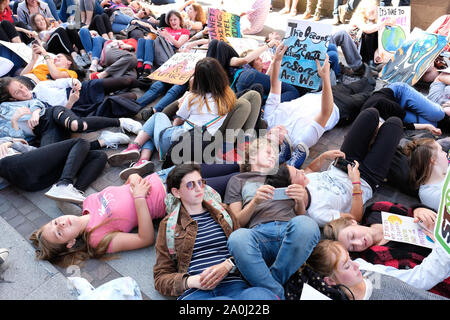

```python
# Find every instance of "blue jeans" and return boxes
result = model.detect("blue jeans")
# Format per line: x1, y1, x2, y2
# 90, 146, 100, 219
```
235, 69, 299, 102
137, 81, 188, 112
141, 112, 185, 159
327, 43, 340, 75
151, 0, 175, 4
42, 0, 60, 21
136, 38, 154, 65
331, 29, 362, 69
180, 280, 279, 300
78, 27, 105, 59
388, 82, 445, 126
227, 216, 320, 300
111, 12, 133, 33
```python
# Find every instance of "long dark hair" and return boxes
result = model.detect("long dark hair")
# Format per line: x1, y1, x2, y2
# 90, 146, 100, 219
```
265, 164, 291, 188
403, 138, 437, 189
188, 57, 236, 116
0, 77, 15, 103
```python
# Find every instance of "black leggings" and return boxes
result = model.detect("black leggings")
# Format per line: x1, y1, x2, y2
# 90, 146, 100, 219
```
0, 20, 19, 42
33, 105, 120, 146
340, 107, 403, 190
89, 13, 113, 35
0, 138, 106, 191
46, 27, 84, 55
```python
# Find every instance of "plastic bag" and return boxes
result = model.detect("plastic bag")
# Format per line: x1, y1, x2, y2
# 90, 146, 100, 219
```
68, 276, 143, 300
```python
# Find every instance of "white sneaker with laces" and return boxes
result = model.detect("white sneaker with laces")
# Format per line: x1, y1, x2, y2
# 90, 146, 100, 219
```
0, 248, 8, 266
99, 130, 131, 149
120, 118, 142, 135
45, 184, 86, 204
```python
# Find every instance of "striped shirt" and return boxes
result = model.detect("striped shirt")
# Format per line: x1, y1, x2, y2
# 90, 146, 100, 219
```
179, 212, 241, 299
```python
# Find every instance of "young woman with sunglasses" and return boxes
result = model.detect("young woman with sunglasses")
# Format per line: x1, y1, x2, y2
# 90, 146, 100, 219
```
153, 164, 278, 300
30, 172, 166, 267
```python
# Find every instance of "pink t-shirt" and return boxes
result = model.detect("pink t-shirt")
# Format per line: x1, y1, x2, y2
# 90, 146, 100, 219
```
82, 173, 166, 253
164, 27, 190, 41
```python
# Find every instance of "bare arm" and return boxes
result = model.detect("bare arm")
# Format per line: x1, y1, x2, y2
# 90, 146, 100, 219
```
339, 161, 364, 222
313, 54, 334, 128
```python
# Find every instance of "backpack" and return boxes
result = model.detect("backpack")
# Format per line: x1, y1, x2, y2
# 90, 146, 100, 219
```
153, 36, 175, 69
164, 185, 233, 261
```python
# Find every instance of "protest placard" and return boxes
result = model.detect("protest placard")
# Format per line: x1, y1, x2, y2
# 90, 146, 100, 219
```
207, 8, 241, 43
377, 6, 411, 63
380, 28, 449, 86
381, 212, 435, 249
149, 51, 206, 85
434, 169, 450, 255
279, 19, 331, 90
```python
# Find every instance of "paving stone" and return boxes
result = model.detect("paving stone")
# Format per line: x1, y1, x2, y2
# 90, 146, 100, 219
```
8, 214, 26, 228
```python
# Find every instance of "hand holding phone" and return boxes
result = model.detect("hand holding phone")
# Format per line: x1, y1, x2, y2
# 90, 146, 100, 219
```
272, 187, 290, 201
333, 157, 355, 174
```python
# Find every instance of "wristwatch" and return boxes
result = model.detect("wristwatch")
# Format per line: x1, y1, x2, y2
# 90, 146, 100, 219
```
226, 258, 237, 273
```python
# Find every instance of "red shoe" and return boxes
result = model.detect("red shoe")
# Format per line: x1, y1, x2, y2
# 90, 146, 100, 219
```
107, 143, 140, 166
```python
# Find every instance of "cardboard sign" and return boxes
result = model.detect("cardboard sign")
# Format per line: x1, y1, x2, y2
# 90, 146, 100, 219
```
380, 28, 449, 86
434, 168, 450, 255
0, 40, 48, 65
207, 8, 241, 43
149, 51, 206, 85
377, 6, 411, 63
280, 20, 331, 90
381, 212, 435, 249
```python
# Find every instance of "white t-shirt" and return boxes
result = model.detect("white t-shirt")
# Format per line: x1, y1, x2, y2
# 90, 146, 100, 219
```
32, 78, 73, 107
263, 92, 340, 148
176, 93, 227, 136
305, 165, 373, 227
418, 166, 448, 212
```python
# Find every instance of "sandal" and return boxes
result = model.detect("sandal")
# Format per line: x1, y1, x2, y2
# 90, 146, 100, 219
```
279, 6, 290, 14
289, 9, 297, 16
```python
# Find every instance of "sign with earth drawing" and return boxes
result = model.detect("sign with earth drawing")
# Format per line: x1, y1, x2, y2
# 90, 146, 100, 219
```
377, 6, 410, 64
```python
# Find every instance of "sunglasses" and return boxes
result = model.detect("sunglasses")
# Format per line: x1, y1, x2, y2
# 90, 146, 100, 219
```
185, 179, 206, 190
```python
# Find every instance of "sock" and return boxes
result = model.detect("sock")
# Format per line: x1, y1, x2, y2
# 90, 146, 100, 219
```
144, 64, 152, 71
137, 61, 143, 68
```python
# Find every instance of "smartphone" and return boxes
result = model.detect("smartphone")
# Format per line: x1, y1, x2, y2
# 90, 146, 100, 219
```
333, 157, 355, 174
272, 187, 290, 201
31, 39, 39, 46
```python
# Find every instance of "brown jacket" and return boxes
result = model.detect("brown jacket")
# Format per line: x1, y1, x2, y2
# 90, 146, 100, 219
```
153, 200, 240, 297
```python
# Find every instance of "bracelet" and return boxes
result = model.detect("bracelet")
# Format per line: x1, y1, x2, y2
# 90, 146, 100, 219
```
43, 55, 50, 60
184, 276, 190, 290
352, 181, 361, 185
352, 191, 362, 196
134, 196, 146, 200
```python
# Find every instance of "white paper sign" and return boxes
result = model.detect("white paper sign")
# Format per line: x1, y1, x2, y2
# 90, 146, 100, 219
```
300, 283, 332, 300
0, 40, 48, 65
381, 211, 435, 249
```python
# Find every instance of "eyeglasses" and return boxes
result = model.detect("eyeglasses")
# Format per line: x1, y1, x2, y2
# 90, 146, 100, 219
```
185, 179, 206, 190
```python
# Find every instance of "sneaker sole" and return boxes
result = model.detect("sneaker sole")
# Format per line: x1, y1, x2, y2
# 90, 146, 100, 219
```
44, 192, 85, 204
107, 150, 140, 166
119, 162, 155, 180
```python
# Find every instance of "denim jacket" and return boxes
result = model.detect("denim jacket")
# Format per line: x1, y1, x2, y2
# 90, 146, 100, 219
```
0, 99, 46, 140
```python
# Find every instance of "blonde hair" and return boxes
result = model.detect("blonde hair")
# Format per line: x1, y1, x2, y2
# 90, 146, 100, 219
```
240, 137, 277, 172
350, 0, 380, 25
323, 217, 354, 241
30, 219, 120, 268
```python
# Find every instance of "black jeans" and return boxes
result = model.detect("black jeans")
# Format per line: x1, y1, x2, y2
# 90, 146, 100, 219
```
0, 20, 19, 42
33, 106, 120, 146
0, 138, 106, 191
89, 13, 113, 35
46, 27, 84, 54
340, 107, 403, 190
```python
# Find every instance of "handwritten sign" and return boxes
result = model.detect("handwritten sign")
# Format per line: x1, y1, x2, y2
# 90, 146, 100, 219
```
381, 212, 434, 249
280, 20, 331, 90
377, 6, 410, 63
207, 8, 241, 43
380, 28, 449, 86
149, 52, 206, 85
435, 168, 450, 255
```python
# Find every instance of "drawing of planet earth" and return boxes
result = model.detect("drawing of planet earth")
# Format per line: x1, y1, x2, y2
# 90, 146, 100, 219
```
382, 26, 407, 53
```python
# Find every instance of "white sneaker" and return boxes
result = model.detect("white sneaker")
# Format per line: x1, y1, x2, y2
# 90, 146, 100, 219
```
45, 184, 86, 204
0, 248, 8, 266
99, 130, 131, 149
120, 118, 142, 135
